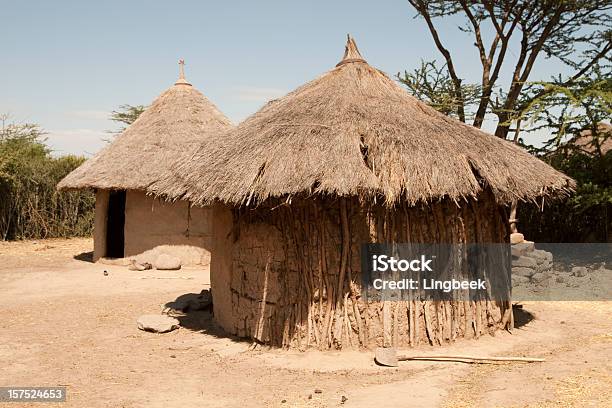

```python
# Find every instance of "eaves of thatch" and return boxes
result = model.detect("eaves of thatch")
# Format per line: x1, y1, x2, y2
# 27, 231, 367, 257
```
150, 37, 574, 207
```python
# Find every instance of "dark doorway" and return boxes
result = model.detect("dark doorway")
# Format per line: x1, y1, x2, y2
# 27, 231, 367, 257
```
106, 190, 126, 258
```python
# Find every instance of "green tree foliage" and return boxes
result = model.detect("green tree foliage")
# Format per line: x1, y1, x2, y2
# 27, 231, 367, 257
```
0, 116, 94, 240
518, 66, 611, 242
398, 60, 483, 119
109, 104, 146, 133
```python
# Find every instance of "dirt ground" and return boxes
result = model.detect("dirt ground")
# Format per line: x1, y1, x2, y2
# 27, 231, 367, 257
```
0, 238, 610, 408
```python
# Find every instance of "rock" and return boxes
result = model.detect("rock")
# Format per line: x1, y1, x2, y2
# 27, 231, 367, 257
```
571, 266, 588, 277
511, 241, 535, 257
137, 314, 180, 333
512, 267, 535, 277
154, 254, 181, 270
163, 300, 189, 315
129, 260, 152, 271
531, 272, 551, 284
526, 249, 553, 263
512, 275, 530, 285
555, 275, 565, 283
536, 261, 553, 274
187, 290, 213, 312
513, 256, 538, 269
163, 290, 213, 314
510, 232, 524, 244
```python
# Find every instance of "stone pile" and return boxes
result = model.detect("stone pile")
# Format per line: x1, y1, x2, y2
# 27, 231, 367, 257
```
511, 233, 554, 286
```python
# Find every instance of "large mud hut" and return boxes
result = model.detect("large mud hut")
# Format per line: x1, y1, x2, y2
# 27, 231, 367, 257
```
151, 38, 573, 349
58, 63, 232, 264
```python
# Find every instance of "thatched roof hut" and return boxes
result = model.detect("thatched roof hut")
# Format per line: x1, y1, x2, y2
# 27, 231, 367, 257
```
58, 66, 231, 191
152, 38, 573, 349
59, 62, 232, 263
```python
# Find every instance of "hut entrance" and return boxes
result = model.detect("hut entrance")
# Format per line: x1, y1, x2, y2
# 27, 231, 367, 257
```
106, 190, 126, 258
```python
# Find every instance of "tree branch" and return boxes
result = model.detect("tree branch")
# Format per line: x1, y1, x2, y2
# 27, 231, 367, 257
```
409, 0, 466, 122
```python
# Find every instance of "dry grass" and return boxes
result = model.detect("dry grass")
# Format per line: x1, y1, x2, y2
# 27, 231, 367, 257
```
150, 36, 574, 207
57, 78, 232, 191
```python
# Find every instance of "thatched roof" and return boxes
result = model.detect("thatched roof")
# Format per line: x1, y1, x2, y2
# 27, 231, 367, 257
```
58, 65, 232, 191
573, 123, 612, 155
150, 37, 573, 206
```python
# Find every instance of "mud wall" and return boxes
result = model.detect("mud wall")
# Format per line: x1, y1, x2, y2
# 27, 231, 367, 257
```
210, 204, 234, 330
123, 190, 212, 265
92, 189, 109, 262
211, 191, 512, 349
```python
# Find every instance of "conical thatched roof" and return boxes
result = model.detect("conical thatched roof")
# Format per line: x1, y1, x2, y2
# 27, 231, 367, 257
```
150, 37, 573, 206
58, 64, 232, 191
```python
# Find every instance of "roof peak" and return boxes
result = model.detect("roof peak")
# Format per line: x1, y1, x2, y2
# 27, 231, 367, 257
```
175, 59, 192, 86
336, 35, 366, 67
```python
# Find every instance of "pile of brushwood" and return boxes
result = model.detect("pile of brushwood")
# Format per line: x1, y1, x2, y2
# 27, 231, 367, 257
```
0, 118, 93, 240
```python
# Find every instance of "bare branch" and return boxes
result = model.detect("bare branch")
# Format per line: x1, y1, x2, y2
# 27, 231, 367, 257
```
409, 0, 467, 122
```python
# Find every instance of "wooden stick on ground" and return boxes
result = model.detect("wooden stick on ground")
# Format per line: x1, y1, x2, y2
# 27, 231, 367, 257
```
399, 355, 545, 363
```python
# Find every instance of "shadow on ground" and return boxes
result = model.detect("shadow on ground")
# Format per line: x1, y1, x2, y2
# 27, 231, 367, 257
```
163, 292, 250, 344
513, 304, 535, 328
73, 251, 94, 263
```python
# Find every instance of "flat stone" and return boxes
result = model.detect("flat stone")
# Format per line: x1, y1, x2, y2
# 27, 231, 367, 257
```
137, 314, 180, 333
510, 232, 524, 244
511, 241, 535, 257
512, 267, 535, 277
571, 266, 588, 277
513, 256, 538, 269
154, 254, 181, 270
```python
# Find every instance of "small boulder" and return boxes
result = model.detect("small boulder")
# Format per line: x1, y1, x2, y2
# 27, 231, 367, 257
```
513, 256, 538, 269
137, 314, 180, 333
511, 241, 535, 258
571, 266, 588, 277
526, 249, 553, 263
154, 254, 181, 270
187, 289, 213, 312
129, 260, 152, 271
510, 232, 524, 244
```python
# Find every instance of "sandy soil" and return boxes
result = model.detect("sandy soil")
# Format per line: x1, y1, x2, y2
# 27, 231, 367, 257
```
0, 238, 610, 408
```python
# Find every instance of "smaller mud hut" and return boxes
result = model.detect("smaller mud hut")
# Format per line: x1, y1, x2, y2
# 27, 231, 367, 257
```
58, 62, 232, 264
152, 38, 573, 349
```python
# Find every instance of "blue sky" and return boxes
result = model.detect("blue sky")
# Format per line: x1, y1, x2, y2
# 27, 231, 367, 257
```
1, 0, 570, 156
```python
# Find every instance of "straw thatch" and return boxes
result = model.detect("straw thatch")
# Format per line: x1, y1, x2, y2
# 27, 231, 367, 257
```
573, 123, 612, 155
58, 74, 232, 191
150, 37, 573, 206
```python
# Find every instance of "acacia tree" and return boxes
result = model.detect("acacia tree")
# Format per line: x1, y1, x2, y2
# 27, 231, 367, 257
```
517, 66, 611, 241
404, 0, 612, 138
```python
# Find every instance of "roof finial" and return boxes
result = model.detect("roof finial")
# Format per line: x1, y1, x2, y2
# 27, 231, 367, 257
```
175, 59, 192, 86
337, 34, 366, 67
